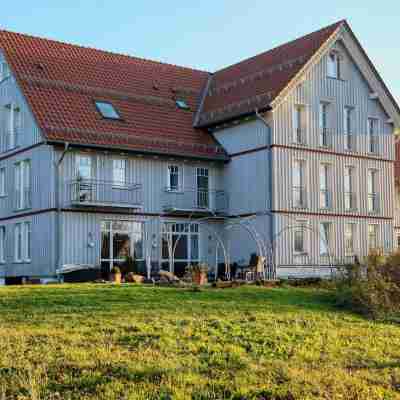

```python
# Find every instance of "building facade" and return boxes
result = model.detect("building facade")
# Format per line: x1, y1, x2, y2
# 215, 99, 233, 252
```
0, 20, 399, 284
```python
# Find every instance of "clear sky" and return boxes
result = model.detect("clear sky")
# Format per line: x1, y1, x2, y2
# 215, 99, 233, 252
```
1, 1, 399, 104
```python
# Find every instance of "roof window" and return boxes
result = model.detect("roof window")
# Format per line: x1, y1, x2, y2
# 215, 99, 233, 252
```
176, 99, 190, 110
95, 101, 121, 120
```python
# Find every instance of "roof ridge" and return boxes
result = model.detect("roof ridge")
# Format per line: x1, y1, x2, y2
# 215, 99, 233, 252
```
0, 28, 211, 75
213, 19, 346, 75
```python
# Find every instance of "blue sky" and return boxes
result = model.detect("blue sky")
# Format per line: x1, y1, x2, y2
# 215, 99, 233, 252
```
1, 1, 399, 104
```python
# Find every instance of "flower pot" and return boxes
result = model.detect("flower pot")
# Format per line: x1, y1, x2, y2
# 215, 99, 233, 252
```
193, 271, 208, 286
110, 273, 121, 284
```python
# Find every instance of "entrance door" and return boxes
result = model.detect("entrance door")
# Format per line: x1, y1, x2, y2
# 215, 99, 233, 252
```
100, 220, 144, 277
197, 168, 209, 209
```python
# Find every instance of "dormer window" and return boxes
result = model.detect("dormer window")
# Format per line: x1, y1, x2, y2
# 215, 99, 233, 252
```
327, 51, 341, 79
95, 101, 121, 120
176, 99, 190, 110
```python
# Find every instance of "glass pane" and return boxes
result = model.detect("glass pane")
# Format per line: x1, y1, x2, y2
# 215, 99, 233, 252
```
133, 233, 143, 260
162, 234, 170, 259
113, 232, 131, 259
294, 229, 304, 253
95, 101, 120, 119
190, 234, 199, 260
101, 230, 110, 259
173, 234, 187, 260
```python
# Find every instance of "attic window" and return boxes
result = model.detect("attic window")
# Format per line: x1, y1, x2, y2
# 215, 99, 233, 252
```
95, 101, 121, 120
176, 99, 190, 110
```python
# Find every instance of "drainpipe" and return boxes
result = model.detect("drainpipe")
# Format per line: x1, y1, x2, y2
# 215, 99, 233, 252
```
254, 109, 275, 274
54, 142, 70, 276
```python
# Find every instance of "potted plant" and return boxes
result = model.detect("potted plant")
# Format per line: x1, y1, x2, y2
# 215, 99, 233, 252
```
188, 263, 209, 286
110, 265, 122, 284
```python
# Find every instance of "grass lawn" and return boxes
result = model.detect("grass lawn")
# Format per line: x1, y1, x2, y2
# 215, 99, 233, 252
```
0, 284, 399, 399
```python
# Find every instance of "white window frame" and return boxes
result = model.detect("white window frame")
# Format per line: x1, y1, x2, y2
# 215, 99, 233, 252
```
292, 159, 306, 209
319, 102, 330, 147
112, 158, 127, 187
319, 163, 330, 209
367, 117, 379, 154
293, 219, 307, 255
344, 223, 356, 256
367, 169, 378, 213
76, 154, 92, 180
367, 224, 379, 252
14, 223, 23, 262
344, 166, 356, 211
166, 164, 182, 192
15, 160, 31, 210
0, 226, 5, 263
24, 221, 31, 263
344, 106, 354, 150
319, 221, 331, 256
0, 61, 10, 82
327, 51, 341, 79
0, 167, 6, 197
292, 105, 305, 144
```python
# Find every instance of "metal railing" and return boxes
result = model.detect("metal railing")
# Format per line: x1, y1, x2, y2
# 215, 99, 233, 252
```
367, 193, 380, 214
292, 187, 307, 209
69, 179, 143, 208
344, 192, 357, 211
319, 128, 332, 147
162, 188, 229, 214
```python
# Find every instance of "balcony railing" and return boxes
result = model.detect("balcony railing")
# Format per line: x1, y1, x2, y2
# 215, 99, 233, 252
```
367, 193, 380, 214
68, 179, 143, 208
344, 192, 357, 211
292, 187, 307, 209
162, 188, 229, 215
319, 128, 332, 148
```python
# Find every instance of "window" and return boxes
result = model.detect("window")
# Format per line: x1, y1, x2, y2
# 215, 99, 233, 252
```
15, 160, 31, 210
0, 167, 5, 197
344, 107, 353, 150
24, 222, 31, 262
368, 224, 378, 251
113, 159, 126, 186
197, 168, 210, 209
0, 62, 10, 82
161, 222, 200, 276
344, 166, 356, 210
319, 164, 330, 209
397, 234, 400, 249
293, 160, 306, 208
367, 169, 378, 213
14, 223, 22, 262
293, 105, 305, 144
0, 226, 5, 263
167, 165, 181, 191
320, 222, 331, 256
368, 118, 378, 153
176, 99, 190, 110
294, 221, 307, 254
345, 223, 355, 255
76, 154, 92, 180
327, 52, 341, 79
319, 102, 330, 147
4, 104, 21, 150
95, 101, 121, 119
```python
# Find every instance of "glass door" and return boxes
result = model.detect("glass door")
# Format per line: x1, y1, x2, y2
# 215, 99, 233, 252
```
196, 168, 209, 209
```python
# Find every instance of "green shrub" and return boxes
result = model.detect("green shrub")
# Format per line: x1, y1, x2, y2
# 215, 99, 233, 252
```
335, 249, 400, 319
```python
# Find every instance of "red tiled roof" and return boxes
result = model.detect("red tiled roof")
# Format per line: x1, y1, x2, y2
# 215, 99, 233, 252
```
197, 20, 345, 127
0, 21, 347, 158
0, 30, 227, 160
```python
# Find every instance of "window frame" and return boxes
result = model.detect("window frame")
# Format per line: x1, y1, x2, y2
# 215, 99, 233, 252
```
166, 164, 183, 192
292, 159, 307, 209
0, 61, 10, 83
367, 168, 378, 213
319, 102, 330, 147
292, 104, 306, 144
14, 223, 23, 263
94, 101, 121, 120
0, 226, 5, 263
344, 106, 354, 150
344, 165, 356, 211
14, 159, 31, 211
327, 51, 341, 80
293, 219, 307, 255
344, 223, 356, 256
0, 167, 6, 197
319, 163, 330, 209
367, 223, 379, 252
319, 221, 332, 257
112, 158, 127, 187
367, 117, 379, 154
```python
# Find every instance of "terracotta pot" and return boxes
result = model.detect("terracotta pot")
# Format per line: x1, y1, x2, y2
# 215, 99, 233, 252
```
110, 273, 122, 284
193, 271, 207, 286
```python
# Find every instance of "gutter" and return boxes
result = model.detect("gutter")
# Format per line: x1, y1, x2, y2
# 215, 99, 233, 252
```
54, 142, 70, 275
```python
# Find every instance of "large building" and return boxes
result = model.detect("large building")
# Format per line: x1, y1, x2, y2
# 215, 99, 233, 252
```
0, 20, 399, 284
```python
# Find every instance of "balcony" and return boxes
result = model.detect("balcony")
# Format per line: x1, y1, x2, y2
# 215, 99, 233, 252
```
162, 188, 229, 216
68, 179, 143, 209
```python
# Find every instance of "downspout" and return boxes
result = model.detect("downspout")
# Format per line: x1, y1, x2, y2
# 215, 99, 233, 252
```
54, 142, 70, 277
254, 109, 275, 276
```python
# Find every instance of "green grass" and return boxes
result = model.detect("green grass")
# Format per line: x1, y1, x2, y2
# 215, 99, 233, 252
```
0, 284, 399, 399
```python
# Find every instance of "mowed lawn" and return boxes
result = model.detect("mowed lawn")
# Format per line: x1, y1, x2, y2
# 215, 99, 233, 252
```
0, 285, 399, 400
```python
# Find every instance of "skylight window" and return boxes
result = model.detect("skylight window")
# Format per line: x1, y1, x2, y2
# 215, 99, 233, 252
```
176, 99, 190, 110
95, 101, 121, 120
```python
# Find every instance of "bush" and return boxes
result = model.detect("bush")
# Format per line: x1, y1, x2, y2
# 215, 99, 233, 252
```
335, 249, 400, 319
